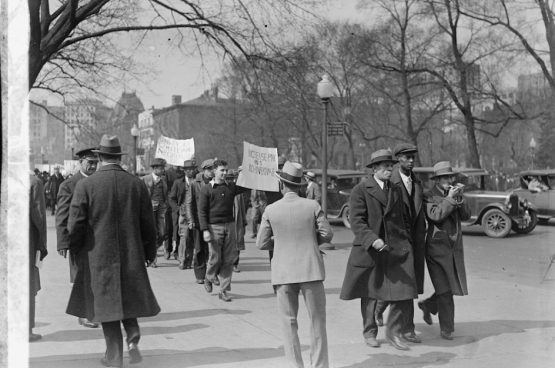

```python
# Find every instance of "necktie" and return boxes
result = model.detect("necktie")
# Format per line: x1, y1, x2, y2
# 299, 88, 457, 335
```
383, 181, 389, 196
406, 176, 412, 195
155, 177, 160, 185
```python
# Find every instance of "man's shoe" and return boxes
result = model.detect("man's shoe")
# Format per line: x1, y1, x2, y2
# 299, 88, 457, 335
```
402, 331, 421, 343
219, 291, 232, 302
100, 357, 122, 367
164, 252, 171, 260
204, 279, 213, 293
179, 262, 186, 270
418, 301, 433, 325
196, 279, 204, 284
364, 336, 380, 348
375, 312, 384, 327
233, 266, 240, 273
440, 331, 454, 340
78, 317, 99, 328
149, 262, 157, 268
128, 342, 142, 364
29, 333, 42, 342
173, 252, 178, 260
386, 335, 410, 350
213, 276, 220, 286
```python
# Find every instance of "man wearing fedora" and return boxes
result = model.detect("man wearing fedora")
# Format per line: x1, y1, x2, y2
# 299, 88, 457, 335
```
170, 159, 197, 269
67, 135, 160, 367
418, 161, 470, 340
257, 161, 333, 368
186, 158, 216, 284
141, 158, 169, 267
55, 147, 99, 329
340, 149, 418, 351
304, 171, 322, 204
374, 143, 426, 344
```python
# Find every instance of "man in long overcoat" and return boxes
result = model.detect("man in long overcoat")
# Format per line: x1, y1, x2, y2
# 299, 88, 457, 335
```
46, 166, 64, 215
374, 144, 426, 344
340, 149, 417, 351
67, 135, 160, 367
55, 147, 99, 328
418, 161, 470, 340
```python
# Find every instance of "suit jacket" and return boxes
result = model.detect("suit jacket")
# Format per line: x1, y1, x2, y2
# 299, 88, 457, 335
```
390, 168, 427, 294
340, 175, 417, 301
141, 173, 168, 205
305, 182, 322, 203
67, 164, 160, 322
30, 174, 47, 296
257, 192, 333, 285
186, 172, 211, 228
424, 185, 471, 296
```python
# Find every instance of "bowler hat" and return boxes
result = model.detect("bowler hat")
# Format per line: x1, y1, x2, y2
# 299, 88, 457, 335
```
393, 143, 418, 157
74, 147, 99, 161
200, 159, 215, 170
183, 160, 196, 168
430, 161, 457, 179
305, 171, 316, 180
275, 162, 307, 186
366, 149, 397, 167
150, 158, 166, 168
92, 135, 127, 156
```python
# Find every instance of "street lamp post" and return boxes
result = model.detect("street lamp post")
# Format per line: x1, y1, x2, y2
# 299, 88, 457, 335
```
317, 75, 334, 218
529, 137, 537, 169
41, 147, 45, 165
131, 124, 140, 174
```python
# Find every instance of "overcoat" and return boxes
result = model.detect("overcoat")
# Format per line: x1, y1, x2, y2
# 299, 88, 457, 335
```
305, 182, 322, 203
340, 175, 418, 301
390, 168, 427, 294
186, 172, 210, 228
30, 174, 47, 297
234, 193, 248, 251
67, 164, 160, 322
56, 170, 87, 282
169, 176, 190, 240
424, 185, 471, 296
46, 173, 64, 201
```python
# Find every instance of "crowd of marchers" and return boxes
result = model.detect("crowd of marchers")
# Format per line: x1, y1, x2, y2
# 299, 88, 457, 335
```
28, 134, 471, 368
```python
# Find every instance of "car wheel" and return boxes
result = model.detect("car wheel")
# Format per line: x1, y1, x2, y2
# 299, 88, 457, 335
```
481, 209, 511, 238
511, 211, 538, 234
342, 206, 351, 229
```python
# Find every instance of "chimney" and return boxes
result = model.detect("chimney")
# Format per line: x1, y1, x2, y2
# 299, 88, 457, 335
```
171, 95, 182, 105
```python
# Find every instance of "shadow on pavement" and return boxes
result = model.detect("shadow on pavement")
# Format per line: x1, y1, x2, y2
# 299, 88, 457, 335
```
142, 309, 251, 323
340, 352, 457, 368
231, 293, 276, 300
236, 264, 271, 272
39, 323, 208, 342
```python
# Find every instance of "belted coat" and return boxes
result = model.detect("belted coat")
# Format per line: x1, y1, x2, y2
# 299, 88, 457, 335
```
390, 168, 427, 294
340, 175, 418, 301
67, 164, 160, 322
424, 185, 471, 296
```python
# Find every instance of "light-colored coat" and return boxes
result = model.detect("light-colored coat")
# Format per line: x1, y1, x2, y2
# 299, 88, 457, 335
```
305, 182, 322, 203
257, 192, 333, 285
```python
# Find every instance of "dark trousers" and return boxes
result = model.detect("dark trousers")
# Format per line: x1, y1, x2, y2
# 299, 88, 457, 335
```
233, 251, 240, 267
101, 319, 140, 367
361, 298, 411, 338
165, 209, 173, 254
422, 291, 455, 333
30, 290, 36, 331
192, 227, 209, 281
375, 300, 415, 334
178, 230, 194, 266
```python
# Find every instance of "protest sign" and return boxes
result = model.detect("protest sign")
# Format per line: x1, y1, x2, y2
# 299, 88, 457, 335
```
236, 141, 279, 192
155, 135, 195, 166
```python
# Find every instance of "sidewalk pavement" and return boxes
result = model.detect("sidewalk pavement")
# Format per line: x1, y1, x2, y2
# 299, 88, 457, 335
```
29, 215, 555, 367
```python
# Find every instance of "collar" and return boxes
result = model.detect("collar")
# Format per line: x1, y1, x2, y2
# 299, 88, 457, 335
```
307, 181, 313, 188
102, 162, 119, 166
399, 170, 411, 183
210, 179, 228, 188
284, 191, 298, 197
152, 172, 160, 181
80, 171, 89, 178
373, 175, 386, 189
435, 185, 448, 196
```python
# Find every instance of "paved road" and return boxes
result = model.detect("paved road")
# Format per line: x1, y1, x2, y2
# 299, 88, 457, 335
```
29, 215, 555, 367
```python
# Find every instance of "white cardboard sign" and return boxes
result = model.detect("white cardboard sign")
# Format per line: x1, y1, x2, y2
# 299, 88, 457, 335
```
155, 135, 195, 166
236, 141, 279, 192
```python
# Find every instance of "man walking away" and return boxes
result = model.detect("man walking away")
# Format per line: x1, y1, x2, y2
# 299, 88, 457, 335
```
304, 171, 322, 204
257, 161, 333, 368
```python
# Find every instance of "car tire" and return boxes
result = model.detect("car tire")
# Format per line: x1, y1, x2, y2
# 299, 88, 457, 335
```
342, 206, 351, 229
511, 211, 538, 234
481, 209, 512, 238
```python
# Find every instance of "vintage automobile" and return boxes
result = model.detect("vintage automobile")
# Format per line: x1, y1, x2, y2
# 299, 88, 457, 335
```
303, 169, 367, 229
511, 169, 555, 224
413, 167, 538, 238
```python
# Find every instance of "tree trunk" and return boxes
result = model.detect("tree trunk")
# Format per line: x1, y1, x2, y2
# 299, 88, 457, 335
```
28, 0, 42, 90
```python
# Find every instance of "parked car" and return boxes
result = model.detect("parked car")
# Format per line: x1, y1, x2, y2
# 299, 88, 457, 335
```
413, 167, 537, 238
303, 169, 367, 228
511, 169, 555, 224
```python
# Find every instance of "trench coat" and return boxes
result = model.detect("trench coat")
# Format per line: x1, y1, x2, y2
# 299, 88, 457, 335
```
234, 193, 248, 251
67, 164, 160, 322
30, 174, 48, 297
390, 168, 427, 294
56, 170, 87, 282
340, 175, 417, 301
424, 185, 471, 296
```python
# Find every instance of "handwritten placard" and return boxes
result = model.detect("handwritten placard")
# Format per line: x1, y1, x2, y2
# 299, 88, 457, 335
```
236, 141, 279, 191
155, 135, 195, 166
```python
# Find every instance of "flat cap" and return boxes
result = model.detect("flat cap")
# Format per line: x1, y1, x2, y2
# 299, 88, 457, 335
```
200, 159, 215, 169
393, 143, 418, 157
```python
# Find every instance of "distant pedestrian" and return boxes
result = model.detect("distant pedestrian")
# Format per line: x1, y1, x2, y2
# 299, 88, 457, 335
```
257, 161, 333, 368
304, 171, 322, 204
55, 147, 99, 329
250, 189, 266, 238
198, 159, 249, 302
164, 165, 178, 257
170, 160, 196, 269
418, 161, 470, 340
45, 166, 64, 215
67, 135, 159, 367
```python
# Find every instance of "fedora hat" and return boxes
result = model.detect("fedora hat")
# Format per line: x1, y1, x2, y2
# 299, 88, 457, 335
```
305, 171, 316, 180
393, 143, 418, 157
92, 135, 127, 156
275, 162, 307, 186
183, 159, 196, 168
366, 149, 396, 167
150, 158, 166, 168
430, 161, 457, 179
74, 147, 99, 161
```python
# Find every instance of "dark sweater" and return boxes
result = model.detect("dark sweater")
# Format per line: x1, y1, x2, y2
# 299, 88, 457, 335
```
198, 181, 249, 230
